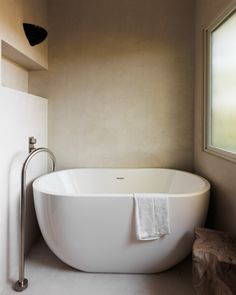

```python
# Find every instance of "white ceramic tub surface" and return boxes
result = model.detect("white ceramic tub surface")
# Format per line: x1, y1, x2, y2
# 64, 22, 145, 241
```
33, 168, 210, 273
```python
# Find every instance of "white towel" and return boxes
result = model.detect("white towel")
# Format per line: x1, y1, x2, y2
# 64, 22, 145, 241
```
134, 194, 170, 241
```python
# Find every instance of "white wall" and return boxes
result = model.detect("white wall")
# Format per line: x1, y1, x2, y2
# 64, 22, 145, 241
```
30, 0, 195, 171
0, 0, 48, 292
0, 88, 48, 292
194, 0, 236, 235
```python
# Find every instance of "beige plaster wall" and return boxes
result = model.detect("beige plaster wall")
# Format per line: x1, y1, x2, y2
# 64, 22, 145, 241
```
0, 0, 48, 76
44, 0, 195, 170
195, 0, 236, 235
2, 57, 29, 92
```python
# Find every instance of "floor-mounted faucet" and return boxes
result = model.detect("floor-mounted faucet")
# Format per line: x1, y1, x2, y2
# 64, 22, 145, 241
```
14, 138, 56, 292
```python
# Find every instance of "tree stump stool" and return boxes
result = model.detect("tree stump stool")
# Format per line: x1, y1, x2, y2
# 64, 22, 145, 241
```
192, 228, 236, 295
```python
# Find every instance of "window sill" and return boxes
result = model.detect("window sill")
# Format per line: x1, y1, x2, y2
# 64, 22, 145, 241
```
204, 145, 236, 164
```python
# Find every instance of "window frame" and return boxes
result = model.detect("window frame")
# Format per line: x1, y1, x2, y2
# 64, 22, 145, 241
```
203, 1, 236, 162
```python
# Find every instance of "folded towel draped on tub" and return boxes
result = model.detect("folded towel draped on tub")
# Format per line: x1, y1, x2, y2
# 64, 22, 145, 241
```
134, 194, 170, 241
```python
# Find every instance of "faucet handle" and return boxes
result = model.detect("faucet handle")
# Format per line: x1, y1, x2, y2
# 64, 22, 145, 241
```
29, 137, 37, 144
29, 136, 37, 153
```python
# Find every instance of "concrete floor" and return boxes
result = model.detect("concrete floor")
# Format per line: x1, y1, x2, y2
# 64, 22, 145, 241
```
3, 239, 195, 295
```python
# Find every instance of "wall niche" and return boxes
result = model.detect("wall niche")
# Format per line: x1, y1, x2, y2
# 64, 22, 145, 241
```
1, 40, 46, 95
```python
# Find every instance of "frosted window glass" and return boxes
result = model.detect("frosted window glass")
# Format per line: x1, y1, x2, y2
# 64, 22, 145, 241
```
210, 12, 236, 153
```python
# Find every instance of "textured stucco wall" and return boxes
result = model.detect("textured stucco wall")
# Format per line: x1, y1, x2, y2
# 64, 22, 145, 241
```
195, 0, 236, 235
0, 0, 48, 77
41, 0, 195, 170
1, 57, 29, 91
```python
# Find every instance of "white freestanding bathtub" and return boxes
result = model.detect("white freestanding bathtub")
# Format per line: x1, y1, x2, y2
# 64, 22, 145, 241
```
33, 168, 210, 273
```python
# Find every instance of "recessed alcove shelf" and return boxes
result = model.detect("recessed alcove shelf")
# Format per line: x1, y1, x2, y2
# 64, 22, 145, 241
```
1, 40, 46, 94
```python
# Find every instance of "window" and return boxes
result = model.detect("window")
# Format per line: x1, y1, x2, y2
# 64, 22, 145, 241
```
204, 3, 236, 161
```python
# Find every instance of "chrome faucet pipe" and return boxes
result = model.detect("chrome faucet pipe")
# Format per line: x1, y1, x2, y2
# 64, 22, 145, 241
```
14, 147, 56, 292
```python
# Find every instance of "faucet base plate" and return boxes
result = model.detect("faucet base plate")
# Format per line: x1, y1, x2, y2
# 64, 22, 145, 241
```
13, 279, 28, 292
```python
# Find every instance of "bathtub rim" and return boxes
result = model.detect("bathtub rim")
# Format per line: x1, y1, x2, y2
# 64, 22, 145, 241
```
33, 167, 211, 198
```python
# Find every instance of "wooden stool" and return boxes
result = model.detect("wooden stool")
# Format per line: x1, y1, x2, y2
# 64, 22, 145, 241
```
192, 228, 236, 295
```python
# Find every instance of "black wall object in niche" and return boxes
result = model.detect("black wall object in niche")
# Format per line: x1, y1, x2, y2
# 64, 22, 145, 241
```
23, 23, 48, 46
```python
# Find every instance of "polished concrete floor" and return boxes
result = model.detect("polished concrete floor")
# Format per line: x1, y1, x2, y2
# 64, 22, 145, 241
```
3, 239, 195, 295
